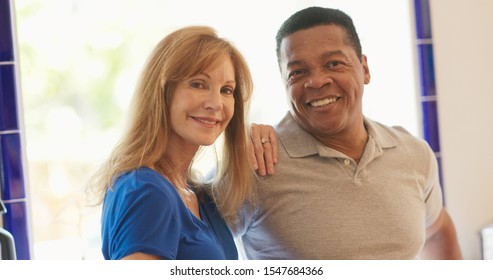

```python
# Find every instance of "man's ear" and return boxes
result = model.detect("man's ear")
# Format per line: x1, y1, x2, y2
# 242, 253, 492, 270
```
361, 54, 371, 85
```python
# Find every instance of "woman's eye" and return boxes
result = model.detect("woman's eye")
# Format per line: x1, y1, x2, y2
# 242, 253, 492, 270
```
221, 87, 234, 95
190, 82, 204, 89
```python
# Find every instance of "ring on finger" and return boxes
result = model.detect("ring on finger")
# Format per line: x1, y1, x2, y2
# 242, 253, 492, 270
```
261, 137, 270, 144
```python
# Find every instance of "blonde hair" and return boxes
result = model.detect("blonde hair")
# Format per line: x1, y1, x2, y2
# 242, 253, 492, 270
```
87, 26, 253, 223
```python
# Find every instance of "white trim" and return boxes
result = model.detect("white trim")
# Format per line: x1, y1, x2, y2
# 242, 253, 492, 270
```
417, 38, 433, 45
421, 95, 437, 102
0, 129, 20, 135
1, 198, 27, 204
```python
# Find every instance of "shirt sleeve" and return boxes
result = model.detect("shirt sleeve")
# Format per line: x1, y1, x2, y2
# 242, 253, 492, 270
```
103, 181, 180, 260
233, 202, 258, 238
423, 143, 444, 227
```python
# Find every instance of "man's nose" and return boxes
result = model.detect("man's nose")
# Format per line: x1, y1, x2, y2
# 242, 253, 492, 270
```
304, 70, 333, 89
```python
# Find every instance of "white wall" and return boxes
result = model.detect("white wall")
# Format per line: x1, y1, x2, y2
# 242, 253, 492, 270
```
430, 0, 493, 259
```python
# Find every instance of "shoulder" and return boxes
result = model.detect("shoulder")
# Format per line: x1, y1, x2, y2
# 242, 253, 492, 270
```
107, 167, 179, 208
101, 168, 183, 260
366, 119, 436, 168
102, 168, 182, 236
113, 167, 174, 193
366, 118, 430, 149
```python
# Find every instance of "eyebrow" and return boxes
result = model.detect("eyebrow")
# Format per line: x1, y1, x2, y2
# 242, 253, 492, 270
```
286, 50, 348, 68
196, 72, 236, 85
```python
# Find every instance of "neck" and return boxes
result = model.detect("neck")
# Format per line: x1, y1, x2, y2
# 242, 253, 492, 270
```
316, 121, 368, 164
152, 139, 199, 189
155, 143, 201, 219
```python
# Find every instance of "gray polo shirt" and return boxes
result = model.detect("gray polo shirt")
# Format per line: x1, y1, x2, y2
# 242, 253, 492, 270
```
236, 113, 443, 259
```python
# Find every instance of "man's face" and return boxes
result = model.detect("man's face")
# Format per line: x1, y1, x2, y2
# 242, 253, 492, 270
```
279, 24, 370, 141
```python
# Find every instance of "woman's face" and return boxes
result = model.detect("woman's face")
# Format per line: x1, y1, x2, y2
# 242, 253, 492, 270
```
169, 54, 236, 149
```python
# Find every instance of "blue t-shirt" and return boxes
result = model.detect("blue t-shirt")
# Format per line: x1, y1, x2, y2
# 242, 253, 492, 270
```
101, 167, 237, 260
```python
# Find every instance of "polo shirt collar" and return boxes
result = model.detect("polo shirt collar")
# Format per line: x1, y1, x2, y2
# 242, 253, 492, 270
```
276, 113, 319, 158
277, 113, 398, 159
364, 117, 399, 149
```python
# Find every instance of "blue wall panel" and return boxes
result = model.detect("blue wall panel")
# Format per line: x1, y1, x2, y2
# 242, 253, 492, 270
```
0, 0, 14, 62
0, 0, 31, 260
414, 0, 445, 199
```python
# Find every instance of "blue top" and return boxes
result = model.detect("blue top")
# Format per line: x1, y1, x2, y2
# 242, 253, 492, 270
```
101, 167, 237, 260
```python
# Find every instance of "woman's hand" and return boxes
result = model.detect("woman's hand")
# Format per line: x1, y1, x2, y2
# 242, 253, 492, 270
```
249, 123, 278, 176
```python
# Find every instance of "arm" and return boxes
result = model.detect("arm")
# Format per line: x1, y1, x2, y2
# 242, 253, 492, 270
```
249, 123, 278, 176
121, 252, 161, 260
418, 208, 462, 259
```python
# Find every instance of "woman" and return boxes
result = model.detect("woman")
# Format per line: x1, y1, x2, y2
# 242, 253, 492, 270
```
88, 26, 258, 260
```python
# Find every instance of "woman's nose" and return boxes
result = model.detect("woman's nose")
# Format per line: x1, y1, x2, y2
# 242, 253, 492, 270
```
203, 89, 223, 111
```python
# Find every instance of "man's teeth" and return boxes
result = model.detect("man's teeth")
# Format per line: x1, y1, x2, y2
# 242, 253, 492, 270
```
310, 97, 337, 107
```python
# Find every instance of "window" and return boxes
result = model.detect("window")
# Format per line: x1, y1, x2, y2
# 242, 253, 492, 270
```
15, 0, 417, 259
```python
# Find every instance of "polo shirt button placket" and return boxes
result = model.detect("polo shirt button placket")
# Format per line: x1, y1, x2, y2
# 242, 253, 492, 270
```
344, 158, 351, 166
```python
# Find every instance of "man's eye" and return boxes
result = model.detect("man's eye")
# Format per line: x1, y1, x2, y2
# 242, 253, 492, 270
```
287, 69, 305, 79
327, 61, 342, 68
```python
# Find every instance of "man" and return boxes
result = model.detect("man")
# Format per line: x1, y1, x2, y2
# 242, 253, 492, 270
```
238, 6, 462, 259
